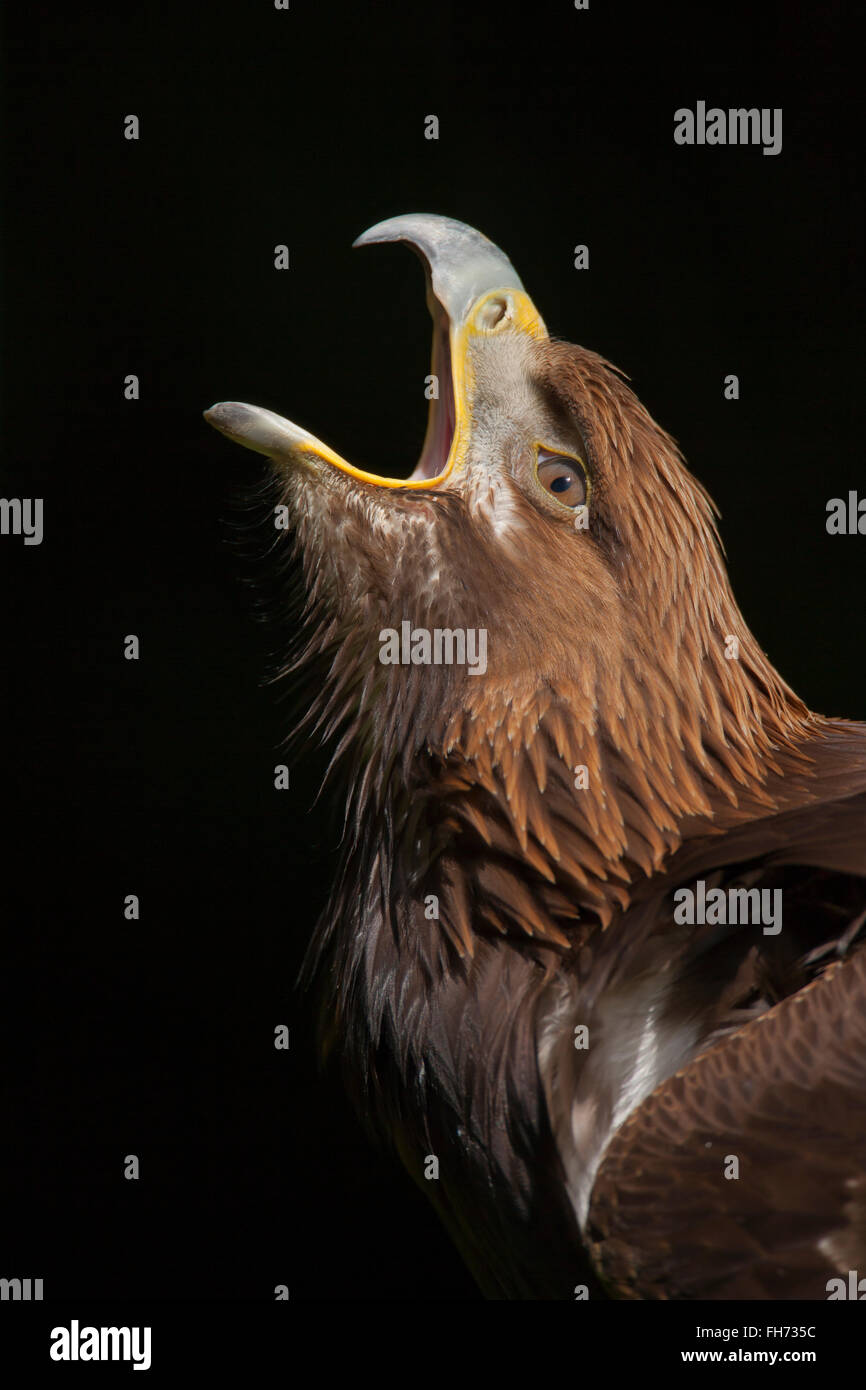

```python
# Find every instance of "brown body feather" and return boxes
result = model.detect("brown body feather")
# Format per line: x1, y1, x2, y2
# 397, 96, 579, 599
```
287, 343, 866, 1297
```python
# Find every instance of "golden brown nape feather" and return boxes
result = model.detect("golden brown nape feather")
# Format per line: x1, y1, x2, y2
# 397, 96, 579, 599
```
431, 337, 821, 952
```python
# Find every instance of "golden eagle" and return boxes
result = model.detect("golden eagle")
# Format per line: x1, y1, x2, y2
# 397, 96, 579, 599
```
206, 215, 866, 1300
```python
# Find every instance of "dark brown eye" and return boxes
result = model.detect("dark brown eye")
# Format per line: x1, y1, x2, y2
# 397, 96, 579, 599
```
536, 451, 587, 508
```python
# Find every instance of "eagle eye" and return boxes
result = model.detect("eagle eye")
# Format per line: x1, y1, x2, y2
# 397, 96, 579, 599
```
535, 449, 588, 509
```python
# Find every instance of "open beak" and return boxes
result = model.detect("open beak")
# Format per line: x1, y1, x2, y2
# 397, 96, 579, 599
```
204, 213, 547, 489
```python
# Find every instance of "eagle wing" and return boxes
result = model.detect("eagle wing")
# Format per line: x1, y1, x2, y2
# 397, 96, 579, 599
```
584, 724, 866, 1299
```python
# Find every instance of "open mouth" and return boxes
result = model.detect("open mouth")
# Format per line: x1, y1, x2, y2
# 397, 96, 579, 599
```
204, 213, 545, 490
408, 294, 455, 483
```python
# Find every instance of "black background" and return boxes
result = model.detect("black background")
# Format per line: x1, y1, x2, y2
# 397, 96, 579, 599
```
1, 0, 862, 1303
